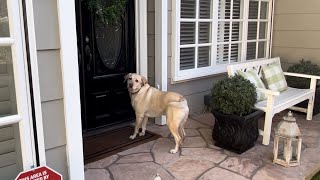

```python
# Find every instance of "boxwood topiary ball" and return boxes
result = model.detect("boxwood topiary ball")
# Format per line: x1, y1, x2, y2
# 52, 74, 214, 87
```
210, 75, 257, 116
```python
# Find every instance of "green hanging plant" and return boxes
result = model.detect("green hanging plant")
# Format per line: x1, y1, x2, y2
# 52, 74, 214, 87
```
84, 0, 126, 26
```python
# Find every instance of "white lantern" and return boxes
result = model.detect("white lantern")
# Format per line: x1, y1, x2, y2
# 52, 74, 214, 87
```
273, 111, 302, 167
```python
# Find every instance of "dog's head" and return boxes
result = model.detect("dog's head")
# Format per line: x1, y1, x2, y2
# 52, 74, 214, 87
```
124, 73, 148, 94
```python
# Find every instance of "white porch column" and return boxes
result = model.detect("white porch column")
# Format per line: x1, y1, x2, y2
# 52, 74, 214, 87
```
135, 0, 148, 78
155, 0, 168, 125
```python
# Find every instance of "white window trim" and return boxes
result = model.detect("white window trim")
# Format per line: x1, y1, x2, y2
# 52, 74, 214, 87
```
23, 0, 46, 166
172, 0, 274, 82
0, 0, 38, 170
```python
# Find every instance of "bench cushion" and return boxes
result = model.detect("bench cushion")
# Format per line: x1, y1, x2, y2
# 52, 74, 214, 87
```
238, 69, 267, 101
262, 63, 288, 92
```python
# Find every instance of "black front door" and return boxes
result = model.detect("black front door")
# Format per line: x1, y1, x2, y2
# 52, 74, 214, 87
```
76, 0, 135, 131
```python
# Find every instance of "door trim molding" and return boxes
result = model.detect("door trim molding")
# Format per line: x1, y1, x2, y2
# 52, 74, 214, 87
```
135, 0, 148, 78
57, 0, 85, 179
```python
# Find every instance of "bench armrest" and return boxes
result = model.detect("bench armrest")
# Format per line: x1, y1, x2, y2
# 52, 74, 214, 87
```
257, 88, 280, 96
284, 72, 320, 80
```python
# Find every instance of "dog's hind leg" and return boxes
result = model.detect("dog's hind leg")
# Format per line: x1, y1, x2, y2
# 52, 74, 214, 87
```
179, 116, 187, 145
139, 116, 148, 136
130, 115, 143, 139
167, 109, 181, 154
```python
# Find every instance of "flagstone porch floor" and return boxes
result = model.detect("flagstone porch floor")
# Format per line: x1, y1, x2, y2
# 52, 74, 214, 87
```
84, 110, 320, 180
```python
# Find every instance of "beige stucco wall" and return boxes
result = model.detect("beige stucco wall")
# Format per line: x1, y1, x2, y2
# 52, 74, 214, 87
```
272, 0, 320, 70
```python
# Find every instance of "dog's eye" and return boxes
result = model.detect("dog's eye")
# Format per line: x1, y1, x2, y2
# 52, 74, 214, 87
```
135, 79, 138, 83
129, 77, 132, 80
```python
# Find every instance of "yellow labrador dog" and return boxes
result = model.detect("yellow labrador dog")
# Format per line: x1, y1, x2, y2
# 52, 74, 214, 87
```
125, 73, 189, 153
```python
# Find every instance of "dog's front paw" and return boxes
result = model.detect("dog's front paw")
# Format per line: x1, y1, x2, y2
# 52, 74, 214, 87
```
139, 132, 145, 136
129, 135, 136, 139
170, 149, 178, 154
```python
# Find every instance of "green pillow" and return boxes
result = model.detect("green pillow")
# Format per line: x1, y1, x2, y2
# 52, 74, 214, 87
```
262, 63, 288, 92
237, 69, 267, 101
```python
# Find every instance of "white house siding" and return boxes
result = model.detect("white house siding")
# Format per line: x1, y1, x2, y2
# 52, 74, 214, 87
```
33, 0, 68, 179
272, 0, 320, 69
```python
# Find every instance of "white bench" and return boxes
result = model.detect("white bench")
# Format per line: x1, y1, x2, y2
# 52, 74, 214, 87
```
227, 57, 320, 145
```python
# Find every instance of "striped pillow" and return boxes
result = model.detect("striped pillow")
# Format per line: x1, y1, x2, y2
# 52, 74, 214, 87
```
237, 69, 267, 101
262, 63, 288, 92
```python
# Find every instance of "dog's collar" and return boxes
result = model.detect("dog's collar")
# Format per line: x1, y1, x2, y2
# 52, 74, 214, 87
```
130, 84, 150, 95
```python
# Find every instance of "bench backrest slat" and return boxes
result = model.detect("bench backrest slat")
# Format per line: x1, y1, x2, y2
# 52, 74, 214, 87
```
227, 57, 281, 77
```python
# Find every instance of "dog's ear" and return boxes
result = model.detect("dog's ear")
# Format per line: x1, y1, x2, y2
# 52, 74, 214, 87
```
141, 76, 148, 85
124, 73, 131, 82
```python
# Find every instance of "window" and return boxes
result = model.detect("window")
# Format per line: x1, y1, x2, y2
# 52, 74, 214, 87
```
172, 0, 273, 81
0, 0, 37, 172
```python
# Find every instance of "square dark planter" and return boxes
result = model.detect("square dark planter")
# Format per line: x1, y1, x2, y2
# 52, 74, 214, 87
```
293, 85, 320, 116
211, 110, 264, 154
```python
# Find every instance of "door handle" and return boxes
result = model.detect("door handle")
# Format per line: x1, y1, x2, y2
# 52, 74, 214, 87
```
85, 44, 92, 71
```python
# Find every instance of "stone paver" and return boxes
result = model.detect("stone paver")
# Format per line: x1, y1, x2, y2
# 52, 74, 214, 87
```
85, 155, 118, 169
199, 128, 222, 150
181, 136, 207, 148
191, 113, 215, 127
220, 157, 263, 177
185, 118, 210, 129
181, 147, 226, 163
199, 167, 249, 180
152, 138, 179, 165
109, 162, 174, 180
164, 156, 215, 180
85, 111, 320, 180
252, 164, 302, 180
118, 141, 155, 156
185, 129, 200, 136
117, 153, 153, 164
85, 169, 111, 180
146, 121, 171, 138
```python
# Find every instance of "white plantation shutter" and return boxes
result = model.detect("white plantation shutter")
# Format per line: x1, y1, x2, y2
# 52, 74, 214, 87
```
246, 0, 270, 60
217, 0, 243, 64
173, 0, 273, 81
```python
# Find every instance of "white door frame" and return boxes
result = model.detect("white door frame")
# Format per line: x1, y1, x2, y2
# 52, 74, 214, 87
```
55, 0, 149, 179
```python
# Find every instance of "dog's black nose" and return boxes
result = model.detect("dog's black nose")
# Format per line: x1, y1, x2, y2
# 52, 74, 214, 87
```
129, 83, 133, 88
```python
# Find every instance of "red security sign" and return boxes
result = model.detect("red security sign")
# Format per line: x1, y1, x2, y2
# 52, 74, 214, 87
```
15, 166, 62, 180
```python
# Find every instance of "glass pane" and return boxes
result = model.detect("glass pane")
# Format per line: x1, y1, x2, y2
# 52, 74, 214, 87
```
180, 22, 195, 45
198, 46, 210, 67
0, 0, 10, 37
181, 0, 196, 18
198, 22, 211, 43
217, 21, 230, 42
248, 22, 258, 40
230, 43, 241, 62
247, 42, 257, 60
199, 0, 211, 19
232, 0, 242, 19
259, 22, 267, 39
231, 22, 241, 41
249, 0, 259, 19
0, 46, 17, 117
180, 47, 195, 70
216, 44, 229, 64
260, 2, 269, 19
258, 41, 266, 58
218, 0, 231, 19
